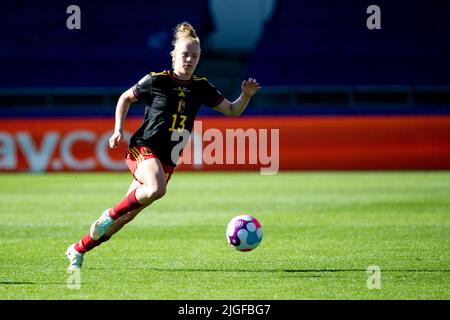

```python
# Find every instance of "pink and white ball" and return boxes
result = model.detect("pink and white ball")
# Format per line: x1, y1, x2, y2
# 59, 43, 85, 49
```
226, 215, 263, 252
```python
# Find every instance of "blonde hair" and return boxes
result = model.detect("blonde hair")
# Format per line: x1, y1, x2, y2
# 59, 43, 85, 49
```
171, 22, 201, 65
172, 22, 200, 47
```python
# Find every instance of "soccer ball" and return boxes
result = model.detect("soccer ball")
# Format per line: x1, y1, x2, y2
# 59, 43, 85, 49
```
226, 215, 263, 252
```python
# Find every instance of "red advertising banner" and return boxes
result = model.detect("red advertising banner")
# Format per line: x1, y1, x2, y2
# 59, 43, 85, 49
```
1, 116, 450, 172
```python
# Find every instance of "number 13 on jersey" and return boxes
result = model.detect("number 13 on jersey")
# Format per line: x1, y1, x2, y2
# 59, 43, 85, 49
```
169, 114, 187, 132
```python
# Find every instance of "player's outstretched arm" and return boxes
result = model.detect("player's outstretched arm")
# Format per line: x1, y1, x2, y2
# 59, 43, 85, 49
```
213, 78, 261, 117
109, 87, 138, 149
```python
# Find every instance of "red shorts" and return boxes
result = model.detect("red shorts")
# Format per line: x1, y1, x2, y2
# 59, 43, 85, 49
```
126, 146, 175, 184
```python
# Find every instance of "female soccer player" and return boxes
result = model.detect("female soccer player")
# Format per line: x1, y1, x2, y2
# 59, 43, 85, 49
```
65, 22, 261, 270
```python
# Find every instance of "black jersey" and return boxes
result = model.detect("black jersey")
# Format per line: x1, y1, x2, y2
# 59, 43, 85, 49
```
129, 70, 225, 166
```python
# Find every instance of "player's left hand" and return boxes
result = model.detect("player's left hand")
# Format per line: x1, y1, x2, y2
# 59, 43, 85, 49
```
241, 78, 261, 97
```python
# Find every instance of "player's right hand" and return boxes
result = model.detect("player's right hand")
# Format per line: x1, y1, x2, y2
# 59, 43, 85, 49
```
109, 131, 122, 149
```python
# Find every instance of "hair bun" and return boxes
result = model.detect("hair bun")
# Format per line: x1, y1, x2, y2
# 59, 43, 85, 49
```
173, 22, 199, 43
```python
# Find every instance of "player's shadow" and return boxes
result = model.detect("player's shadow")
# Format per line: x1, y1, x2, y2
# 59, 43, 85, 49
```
0, 281, 36, 285
0, 281, 63, 285
113, 268, 450, 273
283, 269, 450, 273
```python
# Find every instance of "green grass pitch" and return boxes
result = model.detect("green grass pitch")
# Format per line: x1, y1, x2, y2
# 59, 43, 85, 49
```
0, 171, 449, 299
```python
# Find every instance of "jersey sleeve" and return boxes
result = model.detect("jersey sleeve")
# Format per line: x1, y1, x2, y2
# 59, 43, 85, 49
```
132, 74, 153, 100
202, 80, 225, 108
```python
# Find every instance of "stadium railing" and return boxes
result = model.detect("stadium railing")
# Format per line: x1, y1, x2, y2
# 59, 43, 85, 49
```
1, 85, 449, 117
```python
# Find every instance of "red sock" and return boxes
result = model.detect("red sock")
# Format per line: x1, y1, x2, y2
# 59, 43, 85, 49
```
109, 187, 142, 220
74, 233, 111, 254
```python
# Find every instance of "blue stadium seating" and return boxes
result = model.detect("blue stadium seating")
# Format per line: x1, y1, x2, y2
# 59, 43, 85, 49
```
246, 0, 450, 85
1, 1, 449, 116
0, 0, 212, 87
2, 1, 449, 88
